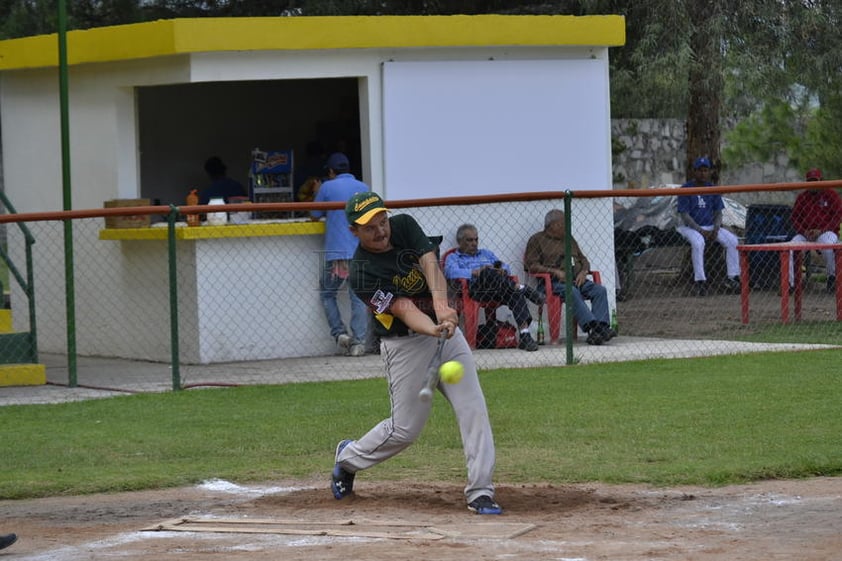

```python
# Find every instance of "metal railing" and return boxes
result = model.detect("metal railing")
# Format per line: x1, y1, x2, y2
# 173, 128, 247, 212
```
0, 190, 37, 364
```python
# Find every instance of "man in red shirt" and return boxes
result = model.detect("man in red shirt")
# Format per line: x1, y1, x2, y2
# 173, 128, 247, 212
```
790, 168, 842, 293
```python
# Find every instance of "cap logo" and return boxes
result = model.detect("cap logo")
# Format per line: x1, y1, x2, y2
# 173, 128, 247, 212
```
354, 195, 381, 213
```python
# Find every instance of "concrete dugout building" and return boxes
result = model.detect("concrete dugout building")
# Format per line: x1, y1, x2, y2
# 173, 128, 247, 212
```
0, 15, 625, 363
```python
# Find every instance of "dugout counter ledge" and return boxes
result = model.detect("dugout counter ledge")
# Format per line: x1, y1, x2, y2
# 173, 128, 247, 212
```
97, 221, 340, 364
98, 221, 325, 240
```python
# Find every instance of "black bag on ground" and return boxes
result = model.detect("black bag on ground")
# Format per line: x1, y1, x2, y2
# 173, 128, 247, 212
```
477, 320, 518, 349
477, 321, 498, 349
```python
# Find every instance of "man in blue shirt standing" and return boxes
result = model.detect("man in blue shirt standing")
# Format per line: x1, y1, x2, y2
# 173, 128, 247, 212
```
311, 152, 368, 356
444, 224, 544, 351
676, 157, 741, 296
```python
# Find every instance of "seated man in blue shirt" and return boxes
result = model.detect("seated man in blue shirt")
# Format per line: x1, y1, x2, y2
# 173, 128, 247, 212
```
444, 224, 544, 351
676, 157, 741, 296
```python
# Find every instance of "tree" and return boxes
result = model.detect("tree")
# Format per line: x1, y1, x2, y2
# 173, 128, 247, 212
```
0, 0, 56, 38
599, 0, 842, 178
720, 0, 842, 177
71, 0, 142, 28
685, 0, 724, 179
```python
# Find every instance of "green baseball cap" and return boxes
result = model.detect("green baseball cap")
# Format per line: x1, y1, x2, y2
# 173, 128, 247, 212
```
345, 191, 389, 225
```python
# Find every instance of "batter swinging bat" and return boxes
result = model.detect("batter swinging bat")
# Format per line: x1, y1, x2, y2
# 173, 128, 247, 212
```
418, 331, 448, 402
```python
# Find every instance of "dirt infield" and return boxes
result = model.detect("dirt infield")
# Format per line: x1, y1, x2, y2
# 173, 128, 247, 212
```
3, 476, 841, 560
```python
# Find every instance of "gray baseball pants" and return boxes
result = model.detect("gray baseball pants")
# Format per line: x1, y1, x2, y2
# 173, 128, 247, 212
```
335, 328, 497, 503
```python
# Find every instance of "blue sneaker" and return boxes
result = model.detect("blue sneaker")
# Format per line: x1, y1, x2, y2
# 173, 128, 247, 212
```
331, 439, 355, 499
467, 495, 502, 515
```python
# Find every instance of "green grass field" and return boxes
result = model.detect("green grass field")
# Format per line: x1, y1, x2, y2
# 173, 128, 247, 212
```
736, 320, 842, 344
1, 349, 840, 500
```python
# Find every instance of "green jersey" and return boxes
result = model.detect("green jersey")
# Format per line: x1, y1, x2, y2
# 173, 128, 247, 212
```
350, 214, 437, 337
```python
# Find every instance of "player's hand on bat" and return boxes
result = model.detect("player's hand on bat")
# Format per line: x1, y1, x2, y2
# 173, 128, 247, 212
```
439, 305, 458, 322
436, 319, 457, 339
433, 304, 458, 339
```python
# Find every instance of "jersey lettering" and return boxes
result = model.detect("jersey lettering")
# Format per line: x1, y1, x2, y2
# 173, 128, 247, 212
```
370, 289, 394, 314
392, 267, 426, 293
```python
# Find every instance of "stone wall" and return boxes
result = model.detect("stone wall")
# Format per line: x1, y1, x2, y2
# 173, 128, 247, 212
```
611, 118, 802, 206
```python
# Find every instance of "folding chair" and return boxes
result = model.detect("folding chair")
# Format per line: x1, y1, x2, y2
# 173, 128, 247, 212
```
526, 268, 602, 343
441, 247, 518, 349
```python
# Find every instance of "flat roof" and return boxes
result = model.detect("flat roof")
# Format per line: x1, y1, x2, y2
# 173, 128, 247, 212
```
0, 15, 625, 71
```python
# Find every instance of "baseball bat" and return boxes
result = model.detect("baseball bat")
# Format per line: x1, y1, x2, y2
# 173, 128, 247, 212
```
418, 331, 448, 402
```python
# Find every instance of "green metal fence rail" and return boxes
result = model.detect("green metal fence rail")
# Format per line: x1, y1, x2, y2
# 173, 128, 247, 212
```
0, 190, 37, 365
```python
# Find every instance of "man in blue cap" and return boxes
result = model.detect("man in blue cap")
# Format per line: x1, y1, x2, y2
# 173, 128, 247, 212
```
676, 157, 741, 296
311, 152, 369, 356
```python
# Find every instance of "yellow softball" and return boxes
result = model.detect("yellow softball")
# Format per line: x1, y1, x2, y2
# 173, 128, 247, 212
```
438, 360, 464, 384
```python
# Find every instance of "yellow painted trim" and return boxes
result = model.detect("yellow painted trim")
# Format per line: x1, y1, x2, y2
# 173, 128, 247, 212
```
0, 309, 11, 333
0, 15, 625, 71
98, 221, 325, 241
98, 227, 177, 241
0, 363, 46, 386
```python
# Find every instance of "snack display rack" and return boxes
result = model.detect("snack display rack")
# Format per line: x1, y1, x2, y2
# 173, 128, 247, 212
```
248, 148, 294, 218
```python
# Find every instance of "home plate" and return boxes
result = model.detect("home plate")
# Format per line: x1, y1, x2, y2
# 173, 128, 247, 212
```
144, 517, 536, 540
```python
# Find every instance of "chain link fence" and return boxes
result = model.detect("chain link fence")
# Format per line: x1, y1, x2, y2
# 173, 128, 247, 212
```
1, 184, 839, 392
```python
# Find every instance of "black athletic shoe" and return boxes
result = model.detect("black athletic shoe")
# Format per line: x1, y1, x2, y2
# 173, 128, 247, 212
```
467, 495, 502, 515
694, 281, 708, 296
598, 323, 617, 341
586, 328, 605, 345
331, 440, 355, 499
518, 332, 539, 351
722, 276, 741, 293
0, 534, 17, 551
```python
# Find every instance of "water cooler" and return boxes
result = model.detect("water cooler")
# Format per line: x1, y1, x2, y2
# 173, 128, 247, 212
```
744, 204, 794, 289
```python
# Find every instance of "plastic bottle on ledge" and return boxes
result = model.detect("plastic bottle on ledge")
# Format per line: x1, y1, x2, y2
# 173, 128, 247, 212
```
206, 197, 228, 226
185, 189, 200, 227
610, 308, 618, 335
